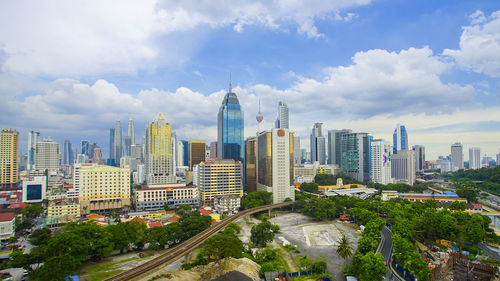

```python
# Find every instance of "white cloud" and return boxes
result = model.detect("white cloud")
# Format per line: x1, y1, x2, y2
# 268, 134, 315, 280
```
443, 10, 500, 77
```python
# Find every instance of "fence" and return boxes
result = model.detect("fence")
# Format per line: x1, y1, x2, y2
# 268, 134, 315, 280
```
394, 261, 417, 281
264, 270, 326, 281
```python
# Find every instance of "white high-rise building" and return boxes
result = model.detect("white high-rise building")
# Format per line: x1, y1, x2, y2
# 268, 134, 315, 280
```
27, 131, 40, 171
68, 163, 97, 198
293, 136, 301, 166
469, 147, 481, 169
177, 141, 185, 167
371, 139, 392, 185
451, 143, 463, 171
275, 101, 289, 129
310, 123, 325, 164
391, 150, 416, 185
35, 137, 59, 173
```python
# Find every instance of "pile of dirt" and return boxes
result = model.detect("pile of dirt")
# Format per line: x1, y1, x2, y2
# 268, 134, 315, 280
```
140, 257, 261, 281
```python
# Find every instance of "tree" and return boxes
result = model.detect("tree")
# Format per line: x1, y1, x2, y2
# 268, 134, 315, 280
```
241, 191, 272, 210
108, 223, 132, 253
456, 187, 478, 203
14, 217, 32, 236
223, 222, 241, 235
22, 204, 43, 220
336, 232, 353, 264
29, 228, 51, 246
449, 201, 467, 211
465, 214, 485, 244
358, 252, 387, 281
302, 197, 338, 220
300, 182, 319, 193
311, 258, 327, 273
199, 233, 244, 260
250, 219, 279, 247
179, 211, 212, 240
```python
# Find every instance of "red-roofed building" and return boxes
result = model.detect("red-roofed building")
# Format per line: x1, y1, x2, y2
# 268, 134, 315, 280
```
148, 222, 162, 228
0, 212, 15, 239
9, 202, 27, 211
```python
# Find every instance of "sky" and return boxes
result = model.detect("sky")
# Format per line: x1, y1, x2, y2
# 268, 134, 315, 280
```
0, 0, 500, 161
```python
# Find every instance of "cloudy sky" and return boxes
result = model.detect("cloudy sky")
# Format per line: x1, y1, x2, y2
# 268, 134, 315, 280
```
1, 0, 499, 161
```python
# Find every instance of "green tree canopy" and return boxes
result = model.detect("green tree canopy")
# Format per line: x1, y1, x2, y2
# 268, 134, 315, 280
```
250, 219, 279, 247
241, 191, 272, 210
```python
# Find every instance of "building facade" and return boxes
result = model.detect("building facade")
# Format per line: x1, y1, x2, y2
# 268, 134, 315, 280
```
134, 184, 198, 211
275, 101, 289, 129
0, 213, 15, 240
214, 194, 241, 215
340, 132, 370, 183
62, 139, 73, 165
393, 124, 408, 154
22, 176, 47, 203
293, 136, 301, 166
451, 143, 463, 171
245, 137, 257, 193
469, 147, 481, 170
35, 136, 59, 174
391, 150, 416, 185
370, 139, 392, 185
310, 123, 326, 164
217, 84, 245, 162
145, 113, 175, 184
327, 129, 352, 166
0, 128, 19, 189
27, 131, 40, 171
189, 140, 206, 170
412, 145, 425, 172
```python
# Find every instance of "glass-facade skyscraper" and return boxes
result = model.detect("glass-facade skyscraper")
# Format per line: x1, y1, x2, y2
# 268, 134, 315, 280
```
217, 83, 244, 162
393, 124, 408, 154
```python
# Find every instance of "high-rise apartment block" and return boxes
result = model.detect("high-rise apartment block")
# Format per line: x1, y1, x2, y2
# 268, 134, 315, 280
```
79, 165, 131, 212
327, 129, 352, 166
133, 183, 198, 211
245, 137, 257, 193
391, 150, 416, 185
1, 128, 19, 189
27, 131, 39, 171
145, 113, 175, 184
340, 132, 370, 182
293, 136, 301, 166
451, 143, 463, 171
194, 159, 243, 207
310, 123, 326, 164
35, 137, 60, 173
469, 147, 481, 169
371, 139, 392, 184
217, 82, 244, 162
189, 140, 206, 170
393, 124, 408, 154
62, 139, 73, 165
275, 101, 289, 129
412, 145, 425, 172
209, 141, 217, 159
257, 128, 295, 203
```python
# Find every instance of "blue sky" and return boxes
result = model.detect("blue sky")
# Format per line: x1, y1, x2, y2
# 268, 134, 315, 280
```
0, 0, 499, 160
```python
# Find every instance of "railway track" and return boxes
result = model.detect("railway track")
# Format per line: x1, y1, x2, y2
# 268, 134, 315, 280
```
105, 202, 292, 281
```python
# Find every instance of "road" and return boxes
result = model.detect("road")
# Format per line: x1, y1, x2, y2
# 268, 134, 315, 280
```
104, 202, 292, 281
378, 226, 403, 281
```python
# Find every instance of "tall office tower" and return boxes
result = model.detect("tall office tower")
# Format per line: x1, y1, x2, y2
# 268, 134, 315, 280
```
371, 139, 392, 184
79, 165, 130, 212
92, 146, 102, 164
35, 137, 60, 173
496, 153, 500, 167
245, 137, 257, 193
62, 139, 72, 165
301, 149, 307, 163
1, 128, 19, 189
327, 129, 352, 166
217, 80, 244, 162
130, 144, 143, 163
310, 123, 326, 164
127, 117, 135, 145
81, 140, 91, 160
189, 140, 206, 170
27, 131, 40, 171
108, 128, 115, 165
195, 159, 243, 207
257, 128, 295, 203
145, 113, 175, 184
450, 143, 464, 171
412, 145, 425, 172
469, 147, 481, 169
293, 136, 301, 166
340, 132, 371, 182
393, 124, 408, 154
123, 136, 131, 157
209, 141, 217, 158
171, 132, 177, 171
391, 150, 416, 185
275, 101, 289, 129
113, 120, 122, 164
176, 141, 184, 167
181, 140, 189, 166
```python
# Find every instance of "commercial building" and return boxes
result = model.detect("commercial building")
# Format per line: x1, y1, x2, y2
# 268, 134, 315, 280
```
245, 137, 257, 193
108, 128, 115, 166
22, 176, 47, 203
62, 139, 73, 165
195, 159, 243, 207
294, 162, 340, 183
134, 183, 198, 211
469, 147, 481, 169
189, 140, 206, 170
451, 143, 464, 171
217, 82, 245, 162
257, 128, 295, 203
35, 137, 60, 174
92, 146, 102, 164
0, 213, 15, 240
0, 128, 19, 189
79, 165, 131, 213
124, 117, 135, 157
112, 120, 122, 164
47, 202, 81, 220
341, 132, 370, 183
413, 145, 425, 172
370, 139, 392, 185
310, 123, 326, 164
293, 136, 301, 166
27, 131, 40, 171
275, 101, 289, 129
327, 129, 352, 166
398, 191, 467, 203
391, 150, 416, 185
393, 124, 408, 154
324, 187, 377, 199
145, 113, 175, 184
214, 194, 241, 215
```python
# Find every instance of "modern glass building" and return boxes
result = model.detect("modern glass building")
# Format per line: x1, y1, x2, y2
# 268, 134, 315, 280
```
393, 124, 408, 154
217, 84, 244, 163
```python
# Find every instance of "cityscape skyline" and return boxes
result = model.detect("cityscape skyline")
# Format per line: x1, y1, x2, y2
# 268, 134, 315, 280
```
1, 1, 499, 160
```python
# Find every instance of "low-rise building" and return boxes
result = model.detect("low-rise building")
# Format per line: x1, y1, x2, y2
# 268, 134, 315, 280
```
0, 212, 15, 240
398, 191, 467, 203
134, 183, 198, 211
47, 202, 81, 219
294, 163, 340, 183
22, 176, 47, 203
214, 194, 241, 215
324, 187, 378, 199
381, 190, 399, 201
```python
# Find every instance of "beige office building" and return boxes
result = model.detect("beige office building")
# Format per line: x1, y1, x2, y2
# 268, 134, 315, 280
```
189, 140, 206, 170
0, 128, 19, 189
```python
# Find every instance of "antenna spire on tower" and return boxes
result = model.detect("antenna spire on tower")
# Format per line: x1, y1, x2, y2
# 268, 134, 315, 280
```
229, 72, 232, 93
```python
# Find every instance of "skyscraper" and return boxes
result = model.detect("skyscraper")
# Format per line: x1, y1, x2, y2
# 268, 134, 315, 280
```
62, 139, 73, 165
181, 140, 189, 166
145, 113, 175, 184
393, 124, 408, 154
392, 150, 416, 185
92, 146, 102, 164
35, 137, 60, 173
275, 101, 289, 129
189, 140, 206, 170
341, 132, 371, 182
209, 141, 217, 159
1, 128, 19, 189
450, 143, 463, 171
176, 141, 184, 167
310, 123, 326, 164
217, 80, 244, 162
256, 128, 295, 203
327, 129, 352, 166
124, 117, 135, 157
293, 136, 301, 166
412, 145, 425, 172
469, 147, 481, 169
245, 137, 257, 193
27, 131, 40, 171
113, 120, 122, 164
108, 128, 115, 165
371, 139, 392, 184
81, 140, 91, 159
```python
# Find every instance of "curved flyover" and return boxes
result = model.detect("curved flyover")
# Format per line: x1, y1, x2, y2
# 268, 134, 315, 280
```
105, 201, 293, 281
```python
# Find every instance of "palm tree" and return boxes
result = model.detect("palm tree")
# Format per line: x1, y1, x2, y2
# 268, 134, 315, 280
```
336, 232, 353, 265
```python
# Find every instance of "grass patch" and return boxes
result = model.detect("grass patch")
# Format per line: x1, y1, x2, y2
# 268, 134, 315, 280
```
88, 270, 123, 281
292, 273, 332, 281
85, 256, 140, 273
